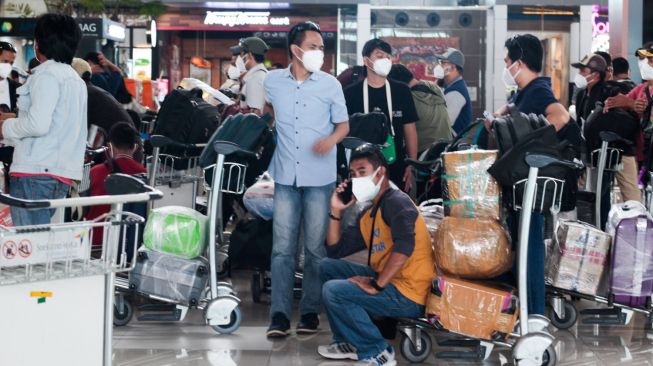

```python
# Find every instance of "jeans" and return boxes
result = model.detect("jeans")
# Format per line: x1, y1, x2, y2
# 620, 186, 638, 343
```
508, 211, 545, 316
271, 182, 333, 319
320, 258, 424, 359
10, 176, 70, 226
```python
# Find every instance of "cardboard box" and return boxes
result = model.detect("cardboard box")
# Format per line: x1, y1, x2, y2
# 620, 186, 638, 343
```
442, 150, 500, 219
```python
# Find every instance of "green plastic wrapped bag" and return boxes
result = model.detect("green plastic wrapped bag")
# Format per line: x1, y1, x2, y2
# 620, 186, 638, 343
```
143, 206, 208, 259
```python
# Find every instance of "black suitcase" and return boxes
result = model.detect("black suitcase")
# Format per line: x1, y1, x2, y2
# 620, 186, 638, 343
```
129, 249, 209, 306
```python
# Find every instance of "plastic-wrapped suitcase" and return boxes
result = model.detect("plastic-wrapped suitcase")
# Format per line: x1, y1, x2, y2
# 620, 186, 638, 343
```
610, 215, 653, 307
129, 249, 209, 306
425, 275, 518, 341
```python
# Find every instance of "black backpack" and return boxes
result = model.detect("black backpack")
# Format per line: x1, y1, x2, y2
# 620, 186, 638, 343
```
493, 105, 549, 155
153, 88, 221, 164
347, 111, 390, 145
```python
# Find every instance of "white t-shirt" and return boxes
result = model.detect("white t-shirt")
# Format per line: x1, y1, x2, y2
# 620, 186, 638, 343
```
241, 63, 268, 111
0, 79, 11, 109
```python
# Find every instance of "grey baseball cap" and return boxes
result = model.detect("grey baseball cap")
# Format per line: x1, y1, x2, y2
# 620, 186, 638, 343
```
436, 48, 465, 69
572, 54, 607, 73
238, 37, 270, 56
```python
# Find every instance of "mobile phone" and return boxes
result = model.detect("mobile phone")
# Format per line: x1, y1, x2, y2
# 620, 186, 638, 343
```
338, 182, 353, 204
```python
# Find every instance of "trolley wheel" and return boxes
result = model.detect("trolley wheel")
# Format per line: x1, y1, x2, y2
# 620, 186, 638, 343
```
548, 301, 578, 330
113, 299, 134, 327
541, 344, 558, 366
251, 273, 262, 303
210, 307, 242, 335
399, 331, 432, 363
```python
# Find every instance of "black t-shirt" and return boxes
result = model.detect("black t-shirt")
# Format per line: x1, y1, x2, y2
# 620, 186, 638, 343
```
511, 77, 558, 116
344, 79, 418, 181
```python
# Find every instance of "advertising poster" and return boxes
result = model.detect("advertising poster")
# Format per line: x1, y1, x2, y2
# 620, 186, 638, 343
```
383, 37, 460, 81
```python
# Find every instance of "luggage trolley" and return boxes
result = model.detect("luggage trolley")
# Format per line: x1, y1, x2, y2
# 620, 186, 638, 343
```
398, 153, 581, 366
147, 135, 206, 210
113, 136, 248, 334
0, 174, 162, 366
547, 131, 640, 330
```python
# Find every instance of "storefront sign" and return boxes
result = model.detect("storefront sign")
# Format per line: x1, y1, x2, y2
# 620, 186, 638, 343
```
204, 11, 290, 27
104, 19, 126, 42
78, 19, 102, 37
592, 5, 609, 37
0, 18, 36, 37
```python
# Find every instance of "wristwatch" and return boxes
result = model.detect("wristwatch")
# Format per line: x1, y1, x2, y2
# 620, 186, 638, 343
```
370, 278, 385, 292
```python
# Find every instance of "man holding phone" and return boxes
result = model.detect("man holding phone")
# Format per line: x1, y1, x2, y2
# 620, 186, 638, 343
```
317, 143, 434, 366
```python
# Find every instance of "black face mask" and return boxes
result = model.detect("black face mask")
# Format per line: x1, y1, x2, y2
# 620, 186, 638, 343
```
437, 79, 445, 88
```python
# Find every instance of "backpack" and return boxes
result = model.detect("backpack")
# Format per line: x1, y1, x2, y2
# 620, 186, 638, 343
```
488, 125, 577, 212
493, 105, 550, 154
199, 113, 275, 189
153, 87, 221, 165
347, 111, 390, 145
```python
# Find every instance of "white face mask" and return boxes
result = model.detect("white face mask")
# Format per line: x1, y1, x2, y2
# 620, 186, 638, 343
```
574, 73, 590, 89
235, 56, 247, 74
502, 61, 520, 88
227, 65, 240, 80
639, 60, 653, 81
433, 64, 445, 80
0, 63, 12, 79
371, 58, 392, 77
352, 167, 383, 202
296, 48, 324, 73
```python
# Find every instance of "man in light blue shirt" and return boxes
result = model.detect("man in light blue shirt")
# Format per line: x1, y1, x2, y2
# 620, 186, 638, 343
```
0, 14, 87, 226
264, 21, 349, 337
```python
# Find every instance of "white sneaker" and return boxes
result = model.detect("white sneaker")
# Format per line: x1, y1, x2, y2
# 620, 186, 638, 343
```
353, 347, 396, 366
318, 342, 359, 360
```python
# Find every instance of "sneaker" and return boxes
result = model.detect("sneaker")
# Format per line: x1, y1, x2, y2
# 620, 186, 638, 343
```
297, 313, 320, 334
353, 347, 396, 366
266, 312, 290, 338
317, 342, 358, 360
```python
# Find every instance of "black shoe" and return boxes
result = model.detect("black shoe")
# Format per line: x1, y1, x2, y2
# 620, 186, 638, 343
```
266, 312, 290, 338
297, 313, 319, 334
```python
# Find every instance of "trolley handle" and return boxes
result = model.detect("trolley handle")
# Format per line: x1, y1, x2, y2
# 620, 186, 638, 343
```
405, 158, 441, 175
86, 146, 108, 158
525, 153, 584, 170
599, 131, 633, 146
213, 141, 257, 159
0, 174, 163, 210
150, 135, 205, 150
341, 136, 369, 150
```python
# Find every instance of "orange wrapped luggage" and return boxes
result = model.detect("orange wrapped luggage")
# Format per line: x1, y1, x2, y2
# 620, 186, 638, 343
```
434, 217, 512, 279
425, 275, 518, 341
442, 149, 501, 220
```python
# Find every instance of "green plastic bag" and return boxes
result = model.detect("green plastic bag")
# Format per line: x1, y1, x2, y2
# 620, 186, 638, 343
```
143, 206, 208, 259
381, 134, 396, 165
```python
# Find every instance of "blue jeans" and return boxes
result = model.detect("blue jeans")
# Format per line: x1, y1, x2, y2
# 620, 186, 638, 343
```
507, 211, 545, 316
320, 258, 424, 359
10, 176, 70, 226
271, 182, 333, 319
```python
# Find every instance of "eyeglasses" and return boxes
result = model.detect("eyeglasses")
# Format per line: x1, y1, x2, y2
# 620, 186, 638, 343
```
288, 21, 321, 44
0, 42, 16, 53
508, 34, 524, 61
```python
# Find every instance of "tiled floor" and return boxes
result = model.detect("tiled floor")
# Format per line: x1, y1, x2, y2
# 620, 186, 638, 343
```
113, 271, 653, 365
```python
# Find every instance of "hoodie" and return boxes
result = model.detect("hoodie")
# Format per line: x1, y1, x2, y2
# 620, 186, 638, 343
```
410, 80, 453, 153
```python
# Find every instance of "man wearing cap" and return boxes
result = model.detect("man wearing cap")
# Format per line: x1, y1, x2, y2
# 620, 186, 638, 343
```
236, 37, 270, 115
437, 48, 473, 135
71, 58, 133, 133
344, 39, 419, 193
572, 54, 609, 121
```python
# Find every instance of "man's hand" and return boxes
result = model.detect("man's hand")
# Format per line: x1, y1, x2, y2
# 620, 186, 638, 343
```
313, 136, 336, 156
604, 93, 634, 112
402, 166, 413, 193
348, 276, 378, 295
331, 179, 356, 212
0, 112, 16, 121
635, 98, 648, 115
98, 54, 121, 73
